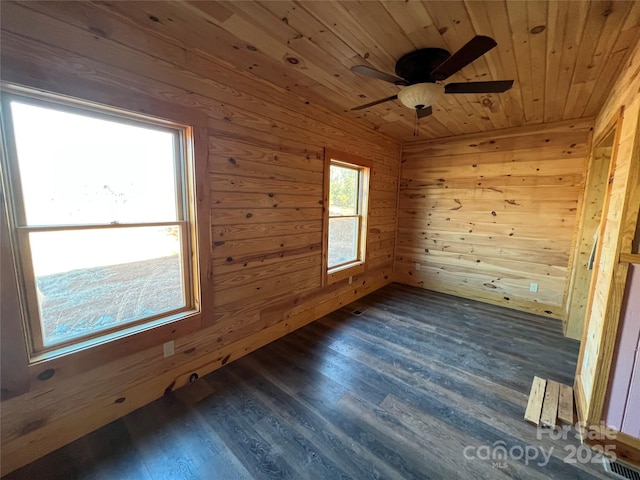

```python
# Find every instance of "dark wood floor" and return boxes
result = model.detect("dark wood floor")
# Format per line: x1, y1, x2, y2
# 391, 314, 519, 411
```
6, 284, 611, 480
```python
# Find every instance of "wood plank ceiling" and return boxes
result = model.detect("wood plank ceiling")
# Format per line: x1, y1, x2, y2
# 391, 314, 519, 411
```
33, 1, 640, 142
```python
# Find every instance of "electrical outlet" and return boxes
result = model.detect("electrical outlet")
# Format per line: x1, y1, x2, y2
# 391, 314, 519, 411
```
163, 340, 175, 358
530, 283, 538, 293
415, 263, 421, 271
348, 276, 353, 285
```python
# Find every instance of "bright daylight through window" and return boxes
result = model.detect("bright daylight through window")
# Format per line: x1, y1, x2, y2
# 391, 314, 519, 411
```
1, 90, 196, 354
327, 160, 369, 272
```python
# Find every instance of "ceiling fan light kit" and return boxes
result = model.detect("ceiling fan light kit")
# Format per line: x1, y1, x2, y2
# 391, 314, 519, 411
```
397, 82, 444, 110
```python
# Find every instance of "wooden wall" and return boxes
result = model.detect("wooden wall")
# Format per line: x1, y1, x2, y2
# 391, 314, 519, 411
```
395, 119, 593, 318
575, 36, 640, 438
0, 2, 400, 474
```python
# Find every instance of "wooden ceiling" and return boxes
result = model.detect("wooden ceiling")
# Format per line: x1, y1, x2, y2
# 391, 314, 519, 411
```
24, 1, 640, 142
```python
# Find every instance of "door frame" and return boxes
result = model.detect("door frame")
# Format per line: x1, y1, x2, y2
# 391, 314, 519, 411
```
575, 106, 640, 429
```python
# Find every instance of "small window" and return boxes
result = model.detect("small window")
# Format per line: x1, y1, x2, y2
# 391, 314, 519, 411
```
1, 88, 198, 356
324, 150, 370, 284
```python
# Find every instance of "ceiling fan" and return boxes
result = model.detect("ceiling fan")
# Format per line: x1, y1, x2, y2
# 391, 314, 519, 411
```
350, 35, 514, 119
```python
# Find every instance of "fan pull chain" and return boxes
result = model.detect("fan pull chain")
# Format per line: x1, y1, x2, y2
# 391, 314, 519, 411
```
413, 109, 420, 137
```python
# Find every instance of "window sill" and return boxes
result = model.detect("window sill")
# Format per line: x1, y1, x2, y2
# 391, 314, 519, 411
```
30, 308, 200, 364
326, 261, 366, 285
26, 310, 203, 385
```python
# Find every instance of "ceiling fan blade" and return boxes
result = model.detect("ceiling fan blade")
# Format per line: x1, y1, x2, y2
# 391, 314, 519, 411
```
351, 95, 398, 111
416, 105, 433, 119
351, 65, 408, 85
430, 35, 497, 81
445, 80, 514, 94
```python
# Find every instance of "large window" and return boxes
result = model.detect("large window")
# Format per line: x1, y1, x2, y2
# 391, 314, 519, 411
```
1, 88, 198, 356
324, 150, 370, 284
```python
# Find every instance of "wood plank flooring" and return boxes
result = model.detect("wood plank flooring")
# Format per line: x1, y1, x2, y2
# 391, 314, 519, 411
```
5, 284, 612, 479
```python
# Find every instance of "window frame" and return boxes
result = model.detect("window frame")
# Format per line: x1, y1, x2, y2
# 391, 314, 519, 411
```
0, 86, 201, 360
323, 149, 371, 285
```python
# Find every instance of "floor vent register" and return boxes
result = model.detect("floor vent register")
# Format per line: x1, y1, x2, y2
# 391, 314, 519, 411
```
603, 457, 640, 480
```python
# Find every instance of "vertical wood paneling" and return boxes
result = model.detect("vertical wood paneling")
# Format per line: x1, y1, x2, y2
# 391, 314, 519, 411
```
0, 3, 400, 475
395, 119, 593, 318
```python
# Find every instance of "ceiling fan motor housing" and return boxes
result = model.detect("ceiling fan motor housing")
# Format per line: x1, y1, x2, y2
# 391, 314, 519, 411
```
395, 48, 451, 83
